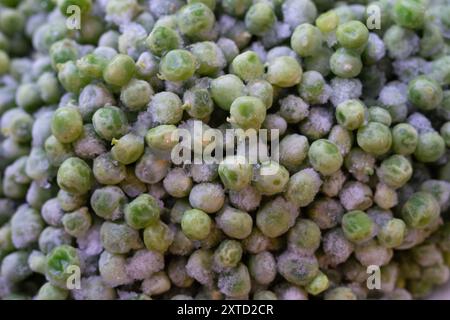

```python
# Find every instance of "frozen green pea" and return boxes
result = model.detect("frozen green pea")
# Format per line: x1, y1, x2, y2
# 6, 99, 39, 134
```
145, 125, 178, 152
176, 3, 215, 39
213, 240, 243, 270
37, 72, 62, 105
62, 207, 92, 238
57, 61, 89, 94
377, 218, 406, 248
181, 209, 212, 241
16, 83, 43, 113
90, 186, 126, 221
51, 106, 83, 144
93, 153, 126, 185
246, 79, 273, 109
163, 168, 193, 198
414, 131, 446, 163
135, 148, 170, 184
36, 282, 69, 300
100, 221, 142, 254
38, 226, 72, 254
256, 196, 298, 238
103, 54, 135, 87
120, 79, 153, 112
308, 139, 343, 176
277, 250, 319, 286
218, 156, 253, 191
111, 133, 144, 165
335, 99, 367, 130
253, 161, 289, 196
357, 122, 392, 156
288, 219, 321, 253
402, 192, 440, 229
146, 26, 182, 57
49, 39, 79, 70
392, 0, 425, 30
305, 271, 330, 296
244, 2, 276, 36
336, 20, 369, 49
210, 74, 246, 111
76, 53, 108, 80
57, 190, 87, 213
291, 23, 323, 57
285, 168, 322, 207
159, 49, 197, 82
92, 106, 128, 141
1, 251, 31, 283
391, 123, 418, 155
342, 210, 375, 244
124, 194, 160, 229
190, 41, 226, 76
229, 96, 266, 130
45, 245, 81, 288
231, 51, 264, 82
218, 263, 251, 298
182, 88, 214, 119
148, 92, 183, 125
377, 155, 412, 189
440, 122, 450, 147
216, 206, 252, 240
408, 76, 443, 111
330, 48, 362, 78
57, 157, 93, 195
266, 56, 303, 88
297, 70, 330, 105
248, 251, 276, 285
143, 220, 174, 253
324, 287, 356, 300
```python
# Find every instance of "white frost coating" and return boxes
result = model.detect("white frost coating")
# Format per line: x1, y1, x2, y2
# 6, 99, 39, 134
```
282, 0, 317, 29
354, 240, 393, 267
218, 15, 237, 36
118, 23, 147, 59
378, 81, 408, 106
330, 78, 363, 106
190, 163, 218, 183
250, 41, 267, 62
148, 0, 183, 18
339, 181, 373, 211
323, 229, 354, 267
266, 46, 299, 63
125, 249, 164, 280
367, 33, 386, 62
261, 22, 292, 49
407, 112, 434, 134
77, 223, 103, 256
186, 251, 214, 286
274, 283, 308, 300
41, 198, 64, 227
393, 57, 428, 83
229, 185, 262, 212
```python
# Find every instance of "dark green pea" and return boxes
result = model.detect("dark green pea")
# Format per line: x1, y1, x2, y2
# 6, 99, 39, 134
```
51, 106, 83, 144
125, 194, 160, 229
159, 49, 197, 82
57, 157, 93, 195
92, 106, 128, 141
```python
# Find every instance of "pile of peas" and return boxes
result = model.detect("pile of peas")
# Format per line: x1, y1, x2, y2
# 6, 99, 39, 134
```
0, 0, 450, 300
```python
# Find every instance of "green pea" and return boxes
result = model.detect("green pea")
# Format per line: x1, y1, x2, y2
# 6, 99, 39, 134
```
266, 56, 303, 88
45, 245, 81, 288
57, 0, 92, 16
342, 210, 375, 244
148, 92, 183, 125
330, 48, 362, 78
125, 194, 160, 229
218, 156, 253, 191
368, 106, 392, 126
57, 157, 93, 195
402, 192, 440, 229
37, 72, 62, 105
231, 51, 264, 82
216, 206, 253, 240
315, 10, 339, 33
408, 76, 443, 111
143, 220, 174, 253
146, 26, 182, 57
253, 161, 289, 196
90, 186, 126, 221
297, 70, 329, 105
189, 182, 225, 213
100, 221, 142, 254
51, 106, 83, 144
103, 54, 136, 87
217, 263, 251, 298
291, 23, 323, 57
392, 0, 425, 30
256, 196, 298, 238
111, 133, 144, 165
176, 3, 215, 39
120, 79, 154, 111
57, 61, 89, 94
357, 122, 392, 156
92, 106, 128, 141
288, 219, 321, 253
93, 153, 126, 185
16, 83, 43, 113
285, 168, 322, 207
222, 0, 252, 17
36, 282, 69, 300
190, 41, 226, 76
277, 250, 319, 286
306, 271, 330, 296
145, 125, 178, 152
181, 209, 212, 241
377, 154, 412, 189
391, 123, 418, 155
49, 39, 79, 70
61, 207, 92, 238
336, 20, 369, 49
210, 74, 246, 111
309, 138, 343, 175
159, 49, 197, 82
244, 2, 276, 36
229, 96, 266, 130
335, 99, 367, 130
213, 240, 243, 270
414, 131, 446, 163
182, 88, 214, 119
377, 218, 406, 248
